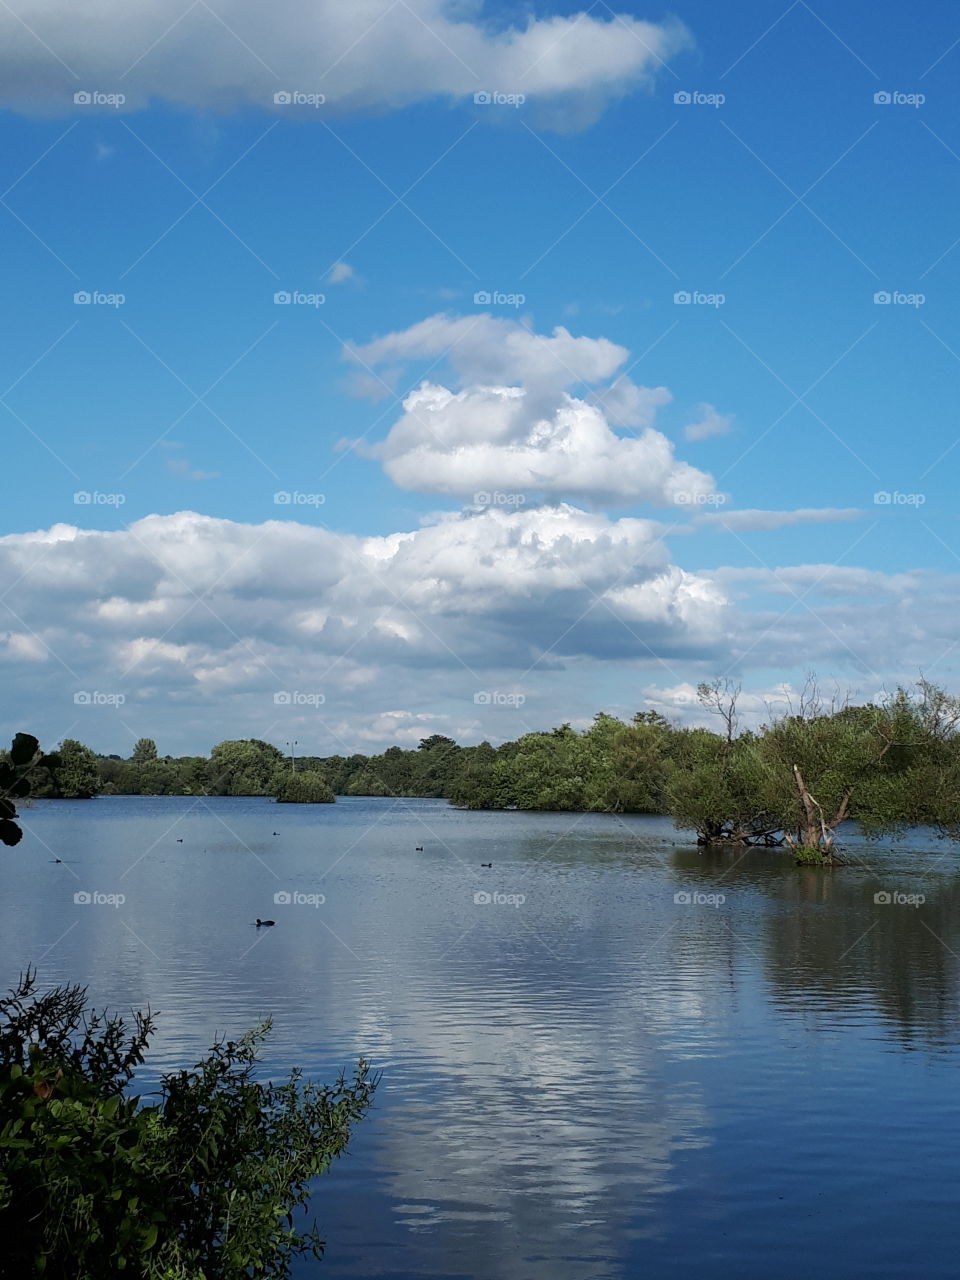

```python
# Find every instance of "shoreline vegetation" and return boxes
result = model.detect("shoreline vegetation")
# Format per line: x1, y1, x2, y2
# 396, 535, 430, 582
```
13, 679, 960, 866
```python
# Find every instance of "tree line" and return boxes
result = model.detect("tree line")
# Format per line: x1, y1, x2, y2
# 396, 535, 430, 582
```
20, 679, 960, 863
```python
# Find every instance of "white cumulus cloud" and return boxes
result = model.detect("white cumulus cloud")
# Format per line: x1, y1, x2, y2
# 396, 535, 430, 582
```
0, 506, 728, 752
347, 314, 719, 508
0, 1, 690, 127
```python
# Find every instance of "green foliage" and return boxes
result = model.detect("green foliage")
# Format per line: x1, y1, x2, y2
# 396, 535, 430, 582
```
663, 728, 764, 842
30, 679, 960, 860
131, 737, 159, 763
490, 725, 590, 811
345, 771, 393, 797
34, 738, 102, 799
447, 742, 499, 809
275, 770, 335, 803
207, 739, 286, 797
0, 972, 377, 1279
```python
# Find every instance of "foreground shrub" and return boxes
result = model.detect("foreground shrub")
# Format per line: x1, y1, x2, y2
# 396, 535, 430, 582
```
0, 971, 376, 1278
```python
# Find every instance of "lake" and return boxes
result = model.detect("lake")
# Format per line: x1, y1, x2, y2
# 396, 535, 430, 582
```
7, 795, 960, 1278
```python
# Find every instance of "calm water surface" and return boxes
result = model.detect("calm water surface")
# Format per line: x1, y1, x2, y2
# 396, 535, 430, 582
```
6, 796, 960, 1279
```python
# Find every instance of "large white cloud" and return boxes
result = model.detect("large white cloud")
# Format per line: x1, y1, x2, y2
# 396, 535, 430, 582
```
2, 512, 957, 753
0, 506, 728, 753
373, 384, 718, 507
0, 1, 690, 125
347, 314, 721, 508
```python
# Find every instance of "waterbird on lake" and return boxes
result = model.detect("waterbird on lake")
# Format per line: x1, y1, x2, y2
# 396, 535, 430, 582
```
415, 846, 423, 851
255, 918, 276, 927
481, 862, 492, 868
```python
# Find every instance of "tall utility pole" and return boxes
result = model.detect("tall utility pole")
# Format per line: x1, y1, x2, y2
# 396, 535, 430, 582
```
286, 740, 298, 773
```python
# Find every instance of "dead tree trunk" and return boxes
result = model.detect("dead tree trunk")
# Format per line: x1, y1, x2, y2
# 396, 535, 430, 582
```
783, 764, 851, 861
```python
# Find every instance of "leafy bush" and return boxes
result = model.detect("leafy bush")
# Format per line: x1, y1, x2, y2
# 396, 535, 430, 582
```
0, 971, 377, 1278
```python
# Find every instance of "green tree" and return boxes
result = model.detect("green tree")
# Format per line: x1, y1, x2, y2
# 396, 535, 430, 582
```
410, 735, 462, 797
448, 742, 499, 809
495, 726, 590, 811
757, 681, 960, 861
345, 771, 392, 797
208, 740, 285, 796
178, 755, 209, 796
42, 739, 102, 799
136, 758, 184, 796
131, 737, 158, 763
606, 712, 671, 813
664, 727, 773, 844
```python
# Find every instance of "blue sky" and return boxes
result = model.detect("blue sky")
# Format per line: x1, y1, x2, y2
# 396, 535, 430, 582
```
2, 0, 960, 755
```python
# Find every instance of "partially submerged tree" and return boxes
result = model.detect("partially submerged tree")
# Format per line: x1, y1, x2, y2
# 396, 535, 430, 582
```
754, 680, 960, 862
657, 677, 960, 862
663, 683, 780, 846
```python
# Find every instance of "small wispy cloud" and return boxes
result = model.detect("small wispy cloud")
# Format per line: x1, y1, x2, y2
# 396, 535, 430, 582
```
696, 507, 863, 532
329, 261, 355, 284
684, 403, 733, 441
166, 457, 220, 482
